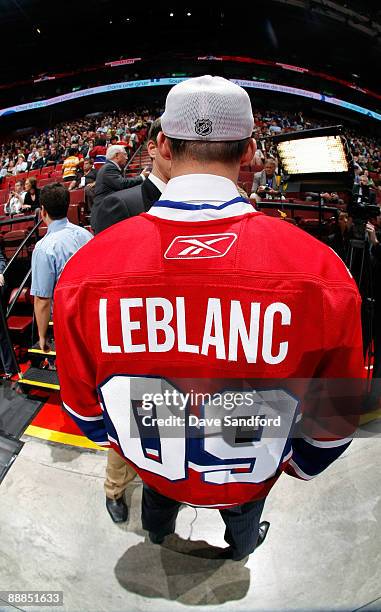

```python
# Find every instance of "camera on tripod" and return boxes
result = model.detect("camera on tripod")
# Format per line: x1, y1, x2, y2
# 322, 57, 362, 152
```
347, 197, 379, 240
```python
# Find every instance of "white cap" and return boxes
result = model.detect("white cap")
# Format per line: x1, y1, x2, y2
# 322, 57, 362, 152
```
161, 75, 254, 142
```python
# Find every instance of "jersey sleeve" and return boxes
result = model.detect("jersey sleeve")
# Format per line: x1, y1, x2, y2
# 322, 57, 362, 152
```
285, 278, 364, 481
53, 280, 109, 447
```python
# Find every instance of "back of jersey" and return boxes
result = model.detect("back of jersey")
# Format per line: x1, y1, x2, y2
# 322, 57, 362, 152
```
54, 200, 363, 508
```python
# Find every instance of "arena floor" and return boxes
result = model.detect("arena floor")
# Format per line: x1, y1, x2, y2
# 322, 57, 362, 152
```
1, 424, 380, 612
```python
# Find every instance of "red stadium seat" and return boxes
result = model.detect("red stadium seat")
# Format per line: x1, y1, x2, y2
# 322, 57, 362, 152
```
40, 166, 52, 177
15, 172, 27, 181
67, 204, 80, 225
69, 189, 85, 205
28, 169, 40, 178
38, 178, 54, 188
3, 229, 29, 259
0, 190, 8, 205
55, 164, 64, 173
5, 177, 16, 189
7, 287, 33, 334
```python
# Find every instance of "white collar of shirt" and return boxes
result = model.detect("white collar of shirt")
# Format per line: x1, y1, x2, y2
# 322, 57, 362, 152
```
147, 174, 256, 221
148, 173, 166, 194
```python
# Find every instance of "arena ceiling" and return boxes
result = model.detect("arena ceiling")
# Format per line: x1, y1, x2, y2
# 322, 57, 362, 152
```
1, 0, 381, 91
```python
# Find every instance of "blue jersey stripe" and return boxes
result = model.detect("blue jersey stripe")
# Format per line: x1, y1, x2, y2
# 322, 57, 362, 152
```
152, 196, 248, 211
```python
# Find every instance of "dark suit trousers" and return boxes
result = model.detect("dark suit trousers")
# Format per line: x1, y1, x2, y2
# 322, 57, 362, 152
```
0, 289, 15, 374
141, 484, 266, 557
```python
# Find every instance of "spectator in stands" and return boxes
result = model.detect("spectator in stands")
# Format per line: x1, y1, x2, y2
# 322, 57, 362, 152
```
250, 158, 279, 201
77, 137, 89, 158
46, 146, 62, 167
0, 244, 17, 378
14, 154, 27, 175
62, 148, 81, 183
22, 177, 40, 211
31, 147, 48, 170
27, 147, 39, 168
89, 137, 107, 168
31, 183, 92, 352
93, 119, 170, 233
353, 173, 376, 206
91, 145, 149, 223
269, 120, 282, 134
363, 170, 375, 188
129, 130, 138, 151
0, 161, 8, 180
6, 160, 15, 176
68, 158, 97, 191
4, 179, 26, 215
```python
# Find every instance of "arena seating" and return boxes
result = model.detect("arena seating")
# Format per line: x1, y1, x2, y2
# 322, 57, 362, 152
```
7, 287, 34, 336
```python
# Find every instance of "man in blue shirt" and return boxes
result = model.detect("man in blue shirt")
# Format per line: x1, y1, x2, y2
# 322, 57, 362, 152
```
31, 183, 92, 351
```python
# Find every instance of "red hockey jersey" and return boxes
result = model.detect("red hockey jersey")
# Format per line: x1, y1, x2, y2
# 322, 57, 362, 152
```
54, 188, 363, 508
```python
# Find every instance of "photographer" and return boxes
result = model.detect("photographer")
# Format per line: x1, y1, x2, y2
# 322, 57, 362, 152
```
250, 158, 280, 202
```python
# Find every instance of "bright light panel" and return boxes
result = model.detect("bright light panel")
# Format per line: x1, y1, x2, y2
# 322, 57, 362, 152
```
277, 135, 348, 174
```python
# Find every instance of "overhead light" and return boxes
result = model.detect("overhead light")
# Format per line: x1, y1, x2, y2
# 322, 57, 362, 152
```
186, 12, 191, 16
36, 27, 41, 34
352, 73, 359, 78
169, 12, 174, 17
125, 17, 130, 22
277, 135, 348, 175
109, 19, 113, 24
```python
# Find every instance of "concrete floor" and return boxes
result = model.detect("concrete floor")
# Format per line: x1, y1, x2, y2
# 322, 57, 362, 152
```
0, 428, 380, 612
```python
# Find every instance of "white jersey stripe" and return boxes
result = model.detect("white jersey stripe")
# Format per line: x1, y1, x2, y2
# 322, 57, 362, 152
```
63, 401, 103, 422
288, 459, 315, 480
302, 435, 352, 449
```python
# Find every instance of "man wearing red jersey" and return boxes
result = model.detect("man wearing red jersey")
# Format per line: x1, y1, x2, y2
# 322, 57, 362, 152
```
54, 76, 363, 561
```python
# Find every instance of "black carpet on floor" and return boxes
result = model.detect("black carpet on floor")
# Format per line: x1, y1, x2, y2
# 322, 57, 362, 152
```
0, 379, 43, 484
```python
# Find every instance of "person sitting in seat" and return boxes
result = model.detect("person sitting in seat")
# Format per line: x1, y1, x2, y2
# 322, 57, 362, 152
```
250, 158, 280, 202
68, 158, 97, 191
4, 180, 26, 215
22, 177, 40, 212
62, 148, 81, 184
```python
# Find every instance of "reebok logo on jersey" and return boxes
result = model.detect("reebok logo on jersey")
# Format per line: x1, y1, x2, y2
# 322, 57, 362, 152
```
164, 233, 237, 260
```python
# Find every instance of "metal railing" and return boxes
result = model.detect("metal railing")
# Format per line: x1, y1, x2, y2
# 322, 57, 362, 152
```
124, 141, 147, 175
3, 214, 42, 278
0, 212, 43, 378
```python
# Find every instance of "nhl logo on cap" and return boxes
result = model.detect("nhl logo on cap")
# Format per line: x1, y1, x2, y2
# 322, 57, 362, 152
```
195, 118, 213, 137
161, 75, 254, 141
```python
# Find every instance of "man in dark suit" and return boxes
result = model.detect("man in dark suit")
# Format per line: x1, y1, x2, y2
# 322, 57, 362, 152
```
93, 119, 170, 235
97, 120, 170, 525
91, 145, 149, 228
0, 246, 17, 378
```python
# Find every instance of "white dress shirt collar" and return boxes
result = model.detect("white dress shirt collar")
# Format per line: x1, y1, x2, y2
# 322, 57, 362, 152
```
147, 174, 256, 221
148, 173, 167, 194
